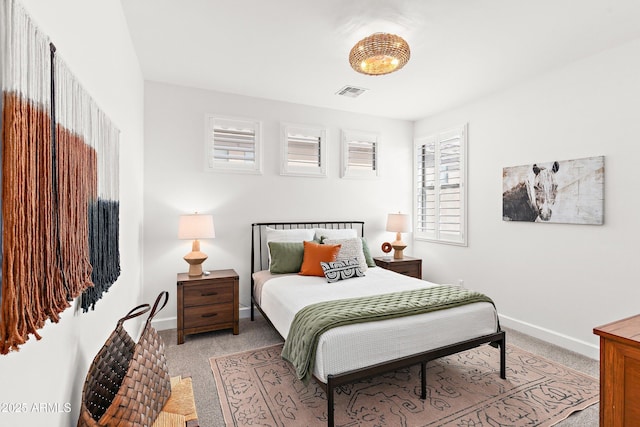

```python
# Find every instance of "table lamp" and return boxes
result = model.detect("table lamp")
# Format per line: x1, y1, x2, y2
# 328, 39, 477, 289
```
386, 213, 410, 259
178, 213, 215, 276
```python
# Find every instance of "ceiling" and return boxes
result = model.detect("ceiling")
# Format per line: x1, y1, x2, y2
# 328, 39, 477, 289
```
122, 0, 640, 121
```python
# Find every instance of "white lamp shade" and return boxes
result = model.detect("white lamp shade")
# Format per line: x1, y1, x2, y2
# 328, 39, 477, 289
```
178, 214, 215, 240
386, 213, 411, 233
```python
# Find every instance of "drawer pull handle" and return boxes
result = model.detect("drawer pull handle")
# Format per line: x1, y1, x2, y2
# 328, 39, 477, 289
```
202, 292, 218, 296
202, 313, 218, 318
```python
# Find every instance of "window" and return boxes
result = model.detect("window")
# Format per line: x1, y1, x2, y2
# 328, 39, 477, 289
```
414, 124, 467, 245
280, 123, 327, 177
341, 130, 379, 178
205, 115, 262, 174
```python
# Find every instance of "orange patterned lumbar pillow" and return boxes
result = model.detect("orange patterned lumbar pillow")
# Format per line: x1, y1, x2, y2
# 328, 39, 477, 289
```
299, 241, 341, 277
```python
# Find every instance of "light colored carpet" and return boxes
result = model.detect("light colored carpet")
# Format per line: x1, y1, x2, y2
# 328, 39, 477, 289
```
159, 317, 599, 427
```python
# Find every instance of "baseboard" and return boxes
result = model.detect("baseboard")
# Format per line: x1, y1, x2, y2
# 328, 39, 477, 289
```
152, 316, 176, 331
499, 314, 599, 360
239, 305, 252, 319
152, 305, 254, 331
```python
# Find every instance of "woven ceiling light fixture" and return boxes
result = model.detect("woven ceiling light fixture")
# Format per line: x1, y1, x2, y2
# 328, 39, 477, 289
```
349, 32, 411, 76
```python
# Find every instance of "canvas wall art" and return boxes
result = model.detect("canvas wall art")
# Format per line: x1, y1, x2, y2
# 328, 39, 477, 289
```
502, 156, 604, 225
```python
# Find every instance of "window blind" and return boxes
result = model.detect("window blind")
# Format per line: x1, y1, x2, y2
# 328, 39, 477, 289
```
347, 140, 376, 171
286, 133, 321, 168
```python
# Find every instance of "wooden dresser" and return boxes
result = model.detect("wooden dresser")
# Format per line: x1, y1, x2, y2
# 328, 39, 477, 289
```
177, 269, 239, 345
593, 314, 640, 427
373, 256, 422, 279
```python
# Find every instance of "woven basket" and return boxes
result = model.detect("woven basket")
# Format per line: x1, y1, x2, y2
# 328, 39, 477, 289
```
78, 292, 172, 427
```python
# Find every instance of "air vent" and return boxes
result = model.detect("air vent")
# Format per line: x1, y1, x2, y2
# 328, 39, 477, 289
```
336, 85, 368, 98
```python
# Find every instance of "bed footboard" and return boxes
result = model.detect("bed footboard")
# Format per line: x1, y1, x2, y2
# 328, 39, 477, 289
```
324, 330, 506, 427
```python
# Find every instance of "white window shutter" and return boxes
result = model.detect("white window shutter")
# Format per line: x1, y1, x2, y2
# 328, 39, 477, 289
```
341, 130, 379, 178
280, 124, 327, 177
206, 115, 262, 174
415, 124, 467, 245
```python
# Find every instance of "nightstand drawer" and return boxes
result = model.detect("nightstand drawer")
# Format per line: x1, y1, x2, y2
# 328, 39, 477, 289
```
373, 256, 422, 279
184, 304, 234, 329
392, 264, 420, 277
183, 281, 234, 307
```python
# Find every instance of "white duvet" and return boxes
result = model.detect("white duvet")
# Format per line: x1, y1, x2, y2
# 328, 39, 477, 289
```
258, 267, 499, 383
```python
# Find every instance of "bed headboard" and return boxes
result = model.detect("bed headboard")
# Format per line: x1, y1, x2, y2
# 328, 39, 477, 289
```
249, 221, 364, 320
251, 221, 365, 274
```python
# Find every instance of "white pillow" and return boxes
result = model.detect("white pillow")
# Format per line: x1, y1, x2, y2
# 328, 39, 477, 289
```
324, 238, 367, 272
265, 227, 315, 264
265, 226, 315, 243
313, 227, 358, 241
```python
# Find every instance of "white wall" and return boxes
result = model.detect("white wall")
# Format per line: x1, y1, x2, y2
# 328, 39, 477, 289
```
413, 37, 640, 359
144, 81, 413, 328
0, 1, 144, 426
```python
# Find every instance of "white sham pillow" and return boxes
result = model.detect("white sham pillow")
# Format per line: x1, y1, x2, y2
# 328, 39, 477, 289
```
265, 227, 315, 265
265, 227, 315, 243
313, 227, 358, 241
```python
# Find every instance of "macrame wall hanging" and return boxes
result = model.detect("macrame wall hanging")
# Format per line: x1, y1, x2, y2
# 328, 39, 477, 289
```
0, 0, 121, 354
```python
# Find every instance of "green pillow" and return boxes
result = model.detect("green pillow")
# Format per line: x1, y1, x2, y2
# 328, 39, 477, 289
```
361, 238, 376, 268
268, 241, 305, 273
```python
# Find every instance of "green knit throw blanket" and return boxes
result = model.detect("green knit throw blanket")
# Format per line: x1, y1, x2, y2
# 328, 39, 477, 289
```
281, 285, 496, 384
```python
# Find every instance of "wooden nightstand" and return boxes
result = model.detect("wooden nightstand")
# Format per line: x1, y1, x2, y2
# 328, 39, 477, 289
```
594, 314, 640, 426
177, 269, 239, 345
373, 256, 422, 279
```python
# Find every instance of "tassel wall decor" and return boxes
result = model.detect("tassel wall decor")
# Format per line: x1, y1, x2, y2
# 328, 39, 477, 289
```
0, 0, 60, 353
0, 0, 121, 354
53, 58, 121, 313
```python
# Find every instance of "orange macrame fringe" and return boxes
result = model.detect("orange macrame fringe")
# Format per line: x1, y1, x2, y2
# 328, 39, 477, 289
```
55, 122, 96, 298
0, 92, 97, 354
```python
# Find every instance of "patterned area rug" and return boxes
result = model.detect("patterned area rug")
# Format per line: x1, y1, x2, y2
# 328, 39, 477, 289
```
210, 343, 598, 427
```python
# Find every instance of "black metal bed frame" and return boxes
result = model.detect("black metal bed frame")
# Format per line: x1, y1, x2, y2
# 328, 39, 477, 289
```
250, 221, 506, 427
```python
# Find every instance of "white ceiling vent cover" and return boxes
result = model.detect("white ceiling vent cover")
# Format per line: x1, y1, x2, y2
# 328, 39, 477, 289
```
336, 85, 368, 98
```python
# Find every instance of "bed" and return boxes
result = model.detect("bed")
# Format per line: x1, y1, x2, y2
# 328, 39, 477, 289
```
250, 221, 505, 427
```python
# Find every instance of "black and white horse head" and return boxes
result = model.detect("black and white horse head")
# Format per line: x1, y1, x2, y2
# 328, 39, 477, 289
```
503, 161, 560, 222
527, 161, 560, 221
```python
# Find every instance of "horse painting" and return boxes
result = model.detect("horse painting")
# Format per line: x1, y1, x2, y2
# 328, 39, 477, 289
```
503, 156, 604, 225
503, 161, 560, 222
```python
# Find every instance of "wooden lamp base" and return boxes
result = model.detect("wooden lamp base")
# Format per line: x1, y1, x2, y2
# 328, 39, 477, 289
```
184, 239, 208, 277
391, 231, 407, 259
392, 244, 407, 259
